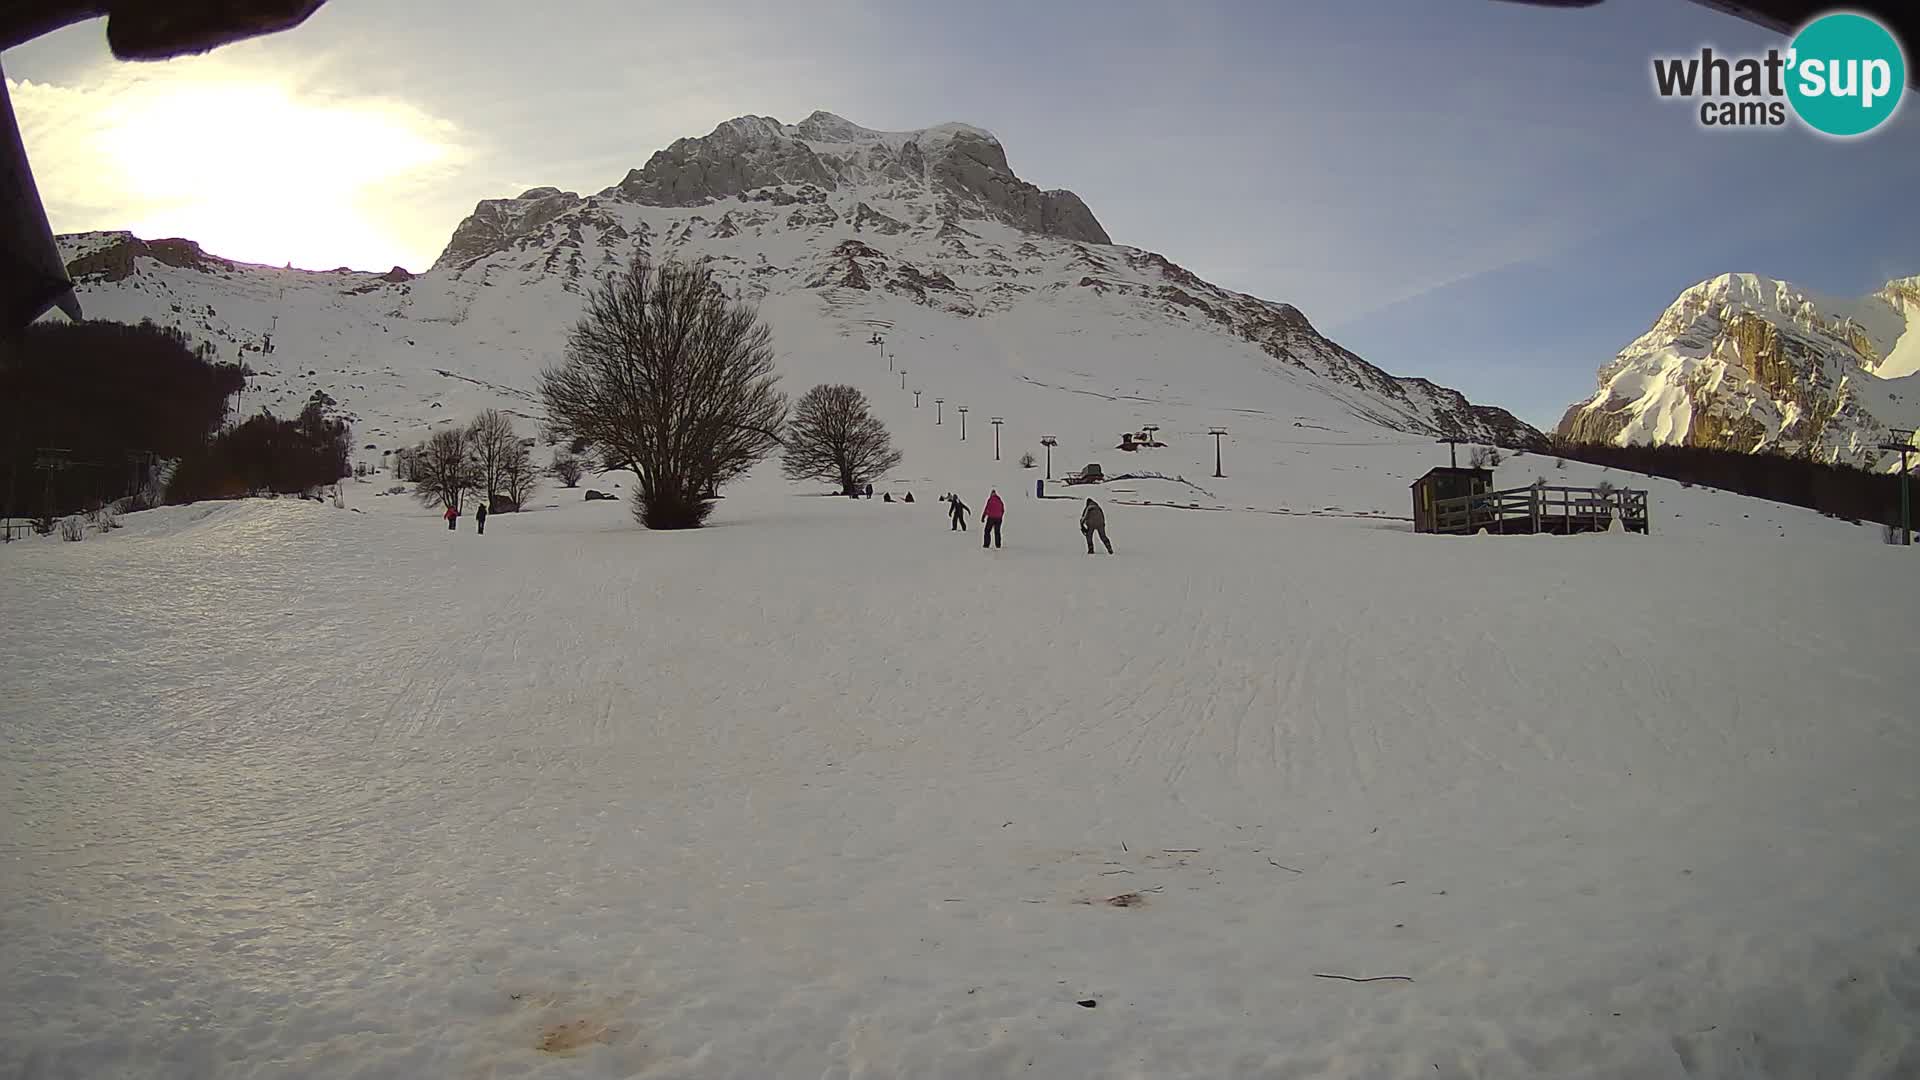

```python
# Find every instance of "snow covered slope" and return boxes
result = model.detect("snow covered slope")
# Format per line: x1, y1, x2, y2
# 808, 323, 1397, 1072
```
1558, 273, 1920, 470
51, 111, 1539, 475
3, 487, 1916, 1078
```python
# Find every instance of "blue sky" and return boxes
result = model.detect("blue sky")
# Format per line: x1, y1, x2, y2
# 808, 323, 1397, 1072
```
6, 0, 1916, 427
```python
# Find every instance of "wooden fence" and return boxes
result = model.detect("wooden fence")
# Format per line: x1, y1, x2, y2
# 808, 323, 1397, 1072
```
1430, 485, 1648, 536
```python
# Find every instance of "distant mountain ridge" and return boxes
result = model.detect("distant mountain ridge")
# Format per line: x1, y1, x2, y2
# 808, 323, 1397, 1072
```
53, 111, 1540, 457
1558, 272, 1920, 471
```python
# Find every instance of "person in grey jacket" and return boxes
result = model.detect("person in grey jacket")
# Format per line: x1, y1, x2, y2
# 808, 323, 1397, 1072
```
1081, 498, 1112, 554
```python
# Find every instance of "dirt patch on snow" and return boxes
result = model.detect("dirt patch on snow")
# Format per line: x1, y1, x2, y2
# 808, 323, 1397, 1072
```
537, 1017, 617, 1055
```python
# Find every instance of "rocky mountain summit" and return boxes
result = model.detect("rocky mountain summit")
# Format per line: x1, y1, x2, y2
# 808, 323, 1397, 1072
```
1558, 273, 1920, 471
56, 111, 1539, 454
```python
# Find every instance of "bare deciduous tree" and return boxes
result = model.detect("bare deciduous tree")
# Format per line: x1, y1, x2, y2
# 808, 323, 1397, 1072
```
498, 440, 538, 510
468, 409, 517, 509
550, 451, 585, 488
539, 256, 787, 529
781, 384, 902, 497
413, 427, 478, 512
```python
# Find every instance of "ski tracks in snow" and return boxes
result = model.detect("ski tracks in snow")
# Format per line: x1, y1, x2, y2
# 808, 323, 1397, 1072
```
4, 495, 1920, 1077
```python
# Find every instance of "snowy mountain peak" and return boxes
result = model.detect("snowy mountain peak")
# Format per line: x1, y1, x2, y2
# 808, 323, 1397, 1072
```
580, 111, 1108, 248
789, 110, 1000, 151
52, 108, 1544, 463
1559, 269, 1920, 468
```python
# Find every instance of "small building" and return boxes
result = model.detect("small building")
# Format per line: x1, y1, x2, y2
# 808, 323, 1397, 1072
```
1410, 466, 1493, 533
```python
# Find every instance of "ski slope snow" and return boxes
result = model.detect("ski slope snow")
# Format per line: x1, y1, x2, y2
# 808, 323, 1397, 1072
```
2, 473, 1917, 1078
7, 109, 1917, 1079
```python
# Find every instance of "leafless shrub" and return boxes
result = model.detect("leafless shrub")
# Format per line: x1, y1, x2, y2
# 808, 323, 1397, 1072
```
549, 451, 585, 488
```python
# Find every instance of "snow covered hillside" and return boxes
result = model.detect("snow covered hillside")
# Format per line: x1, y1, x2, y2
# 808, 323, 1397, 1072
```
1559, 273, 1920, 470
51, 110, 1538, 484
10, 108, 1917, 1078
3, 482, 1916, 1078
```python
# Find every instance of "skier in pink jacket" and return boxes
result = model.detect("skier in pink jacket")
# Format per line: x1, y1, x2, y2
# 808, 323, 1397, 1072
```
982, 489, 1005, 549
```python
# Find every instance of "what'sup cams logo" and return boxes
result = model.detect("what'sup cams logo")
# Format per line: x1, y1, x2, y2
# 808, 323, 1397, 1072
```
1652, 10, 1906, 136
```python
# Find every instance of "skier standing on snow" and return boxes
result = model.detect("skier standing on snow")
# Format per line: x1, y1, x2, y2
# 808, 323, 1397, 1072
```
982, 489, 1005, 549
475, 500, 488, 536
949, 494, 969, 531
1080, 497, 1112, 554
445, 504, 459, 531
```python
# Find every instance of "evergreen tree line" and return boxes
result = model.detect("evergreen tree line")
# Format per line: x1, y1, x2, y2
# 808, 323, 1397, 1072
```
169, 401, 351, 504
1547, 438, 1914, 529
1, 319, 349, 520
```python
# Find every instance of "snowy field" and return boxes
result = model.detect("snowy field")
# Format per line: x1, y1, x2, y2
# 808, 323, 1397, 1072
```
3, 473, 1918, 1079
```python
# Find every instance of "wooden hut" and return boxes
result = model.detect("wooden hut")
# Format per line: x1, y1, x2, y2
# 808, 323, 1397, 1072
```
1410, 466, 1493, 533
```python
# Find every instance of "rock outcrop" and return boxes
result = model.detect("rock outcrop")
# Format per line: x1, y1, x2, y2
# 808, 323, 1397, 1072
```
561, 111, 1112, 251
432, 187, 583, 272
1557, 273, 1920, 470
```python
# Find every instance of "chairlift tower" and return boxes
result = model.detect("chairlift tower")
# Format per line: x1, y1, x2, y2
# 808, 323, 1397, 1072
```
958, 406, 969, 441
1208, 427, 1228, 478
1880, 428, 1916, 545
34, 447, 73, 527
990, 417, 1004, 460
1040, 435, 1058, 478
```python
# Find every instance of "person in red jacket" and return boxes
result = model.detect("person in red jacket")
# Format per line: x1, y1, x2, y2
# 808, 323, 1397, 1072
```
982, 489, 1004, 549
444, 504, 459, 531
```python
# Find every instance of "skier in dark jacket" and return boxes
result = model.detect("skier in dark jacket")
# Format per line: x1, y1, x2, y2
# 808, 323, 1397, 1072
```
1080, 498, 1111, 554
475, 500, 488, 535
949, 495, 969, 531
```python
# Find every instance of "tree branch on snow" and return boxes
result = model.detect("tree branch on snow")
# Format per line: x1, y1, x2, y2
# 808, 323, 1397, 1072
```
1312, 973, 1413, 983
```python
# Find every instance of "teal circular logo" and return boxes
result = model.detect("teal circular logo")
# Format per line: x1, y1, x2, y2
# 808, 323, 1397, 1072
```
1786, 13, 1906, 137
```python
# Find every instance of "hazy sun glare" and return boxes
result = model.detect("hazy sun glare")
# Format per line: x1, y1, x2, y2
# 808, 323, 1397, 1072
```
12, 62, 464, 272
